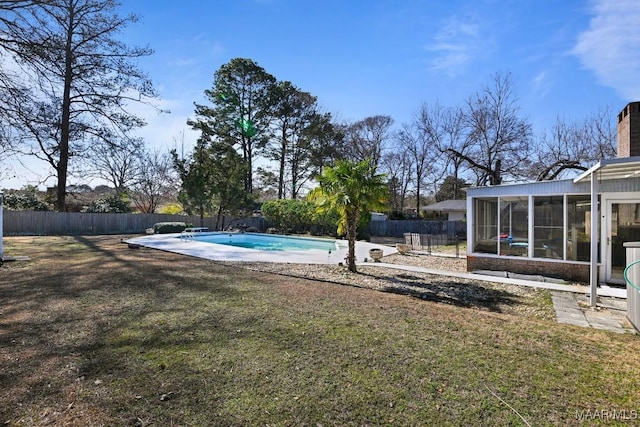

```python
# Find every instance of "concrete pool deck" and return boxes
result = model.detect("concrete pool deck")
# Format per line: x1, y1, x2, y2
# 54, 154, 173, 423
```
124, 233, 397, 264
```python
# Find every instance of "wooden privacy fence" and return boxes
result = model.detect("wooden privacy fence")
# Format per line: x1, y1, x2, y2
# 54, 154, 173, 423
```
1, 211, 267, 236
3, 210, 463, 240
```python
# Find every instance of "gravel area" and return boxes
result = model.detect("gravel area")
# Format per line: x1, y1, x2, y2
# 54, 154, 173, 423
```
219, 251, 555, 320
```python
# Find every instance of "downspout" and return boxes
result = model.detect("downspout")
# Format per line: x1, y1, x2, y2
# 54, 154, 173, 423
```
589, 171, 599, 307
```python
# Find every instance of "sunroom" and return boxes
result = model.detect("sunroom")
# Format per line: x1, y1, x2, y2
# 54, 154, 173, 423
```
466, 156, 640, 303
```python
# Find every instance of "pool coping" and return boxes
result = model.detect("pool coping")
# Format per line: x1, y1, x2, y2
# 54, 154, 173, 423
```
125, 232, 397, 264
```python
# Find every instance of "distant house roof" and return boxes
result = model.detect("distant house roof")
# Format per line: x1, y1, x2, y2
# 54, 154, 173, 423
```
421, 199, 466, 212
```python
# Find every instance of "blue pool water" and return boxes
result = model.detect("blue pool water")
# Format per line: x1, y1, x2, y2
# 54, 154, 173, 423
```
185, 232, 338, 252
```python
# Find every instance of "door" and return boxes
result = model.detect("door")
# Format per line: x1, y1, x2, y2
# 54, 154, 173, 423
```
607, 201, 640, 283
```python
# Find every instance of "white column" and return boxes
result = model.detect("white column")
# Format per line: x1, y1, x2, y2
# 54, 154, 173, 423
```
466, 197, 473, 256
590, 172, 599, 307
528, 195, 534, 258
563, 194, 567, 260
497, 197, 501, 254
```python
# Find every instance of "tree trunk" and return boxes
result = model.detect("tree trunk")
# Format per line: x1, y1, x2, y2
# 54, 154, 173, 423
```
347, 231, 357, 272
278, 123, 286, 199
415, 179, 421, 219
346, 212, 358, 273
57, 5, 75, 212
491, 159, 502, 185
244, 134, 253, 194
290, 152, 300, 199
215, 205, 223, 231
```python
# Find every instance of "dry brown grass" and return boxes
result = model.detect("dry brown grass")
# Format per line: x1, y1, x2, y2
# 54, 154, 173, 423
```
1, 235, 640, 426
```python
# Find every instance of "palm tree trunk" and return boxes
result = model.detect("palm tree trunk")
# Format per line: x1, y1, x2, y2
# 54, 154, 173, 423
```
346, 214, 358, 272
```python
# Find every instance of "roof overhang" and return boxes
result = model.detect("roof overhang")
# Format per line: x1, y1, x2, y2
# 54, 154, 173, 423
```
573, 156, 640, 183
571, 155, 640, 307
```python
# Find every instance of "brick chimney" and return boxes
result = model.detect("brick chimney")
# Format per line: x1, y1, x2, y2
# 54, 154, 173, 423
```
617, 101, 640, 158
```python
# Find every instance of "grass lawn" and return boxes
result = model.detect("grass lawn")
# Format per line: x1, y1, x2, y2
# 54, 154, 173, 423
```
1, 235, 639, 426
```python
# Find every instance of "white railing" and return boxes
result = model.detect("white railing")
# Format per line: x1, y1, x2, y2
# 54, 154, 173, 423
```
180, 227, 209, 241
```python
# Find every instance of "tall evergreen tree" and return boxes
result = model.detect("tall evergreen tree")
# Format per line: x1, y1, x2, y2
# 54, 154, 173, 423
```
173, 136, 251, 230
265, 81, 330, 199
191, 58, 276, 195
343, 115, 394, 174
207, 141, 252, 230
435, 176, 467, 201
266, 81, 313, 198
171, 137, 217, 226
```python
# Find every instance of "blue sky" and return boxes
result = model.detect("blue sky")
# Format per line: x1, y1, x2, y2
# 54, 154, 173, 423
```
4, 0, 640, 189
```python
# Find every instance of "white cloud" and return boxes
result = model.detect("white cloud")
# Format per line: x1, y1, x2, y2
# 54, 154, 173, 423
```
572, 0, 640, 100
168, 57, 199, 68
426, 15, 485, 77
191, 33, 224, 56
531, 70, 551, 98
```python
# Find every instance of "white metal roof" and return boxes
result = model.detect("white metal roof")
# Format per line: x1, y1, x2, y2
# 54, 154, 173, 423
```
573, 156, 640, 183
421, 199, 466, 212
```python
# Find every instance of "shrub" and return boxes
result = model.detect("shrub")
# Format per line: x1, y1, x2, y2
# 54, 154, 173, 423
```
309, 206, 339, 236
261, 198, 340, 236
261, 199, 312, 233
153, 222, 187, 234
82, 194, 131, 213
159, 203, 184, 215
3, 189, 49, 211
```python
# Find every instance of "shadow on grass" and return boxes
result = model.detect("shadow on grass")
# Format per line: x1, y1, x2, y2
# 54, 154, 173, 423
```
358, 270, 520, 312
0, 235, 249, 424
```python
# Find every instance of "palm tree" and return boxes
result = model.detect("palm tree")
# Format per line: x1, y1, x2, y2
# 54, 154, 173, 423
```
309, 159, 388, 272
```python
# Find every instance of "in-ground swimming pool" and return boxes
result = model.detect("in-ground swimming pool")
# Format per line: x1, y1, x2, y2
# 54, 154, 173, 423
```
126, 231, 391, 264
183, 232, 338, 252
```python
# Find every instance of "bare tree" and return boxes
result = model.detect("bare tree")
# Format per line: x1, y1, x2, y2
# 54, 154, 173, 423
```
428, 104, 470, 192
0, 0, 157, 210
448, 72, 532, 186
0, 1, 39, 29
395, 120, 437, 215
380, 149, 413, 213
414, 102, 469, 198
343, 115, 394, 172
529, 107, 616, 181
0, 125, 17, 178
130, 149, 176, 213
85, 138, 145, 195
0, 1, 40, 158
528, 119, 586, 181
582, 106, 617, 159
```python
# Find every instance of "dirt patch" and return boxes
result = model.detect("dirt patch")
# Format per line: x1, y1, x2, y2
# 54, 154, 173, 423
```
218, 257, 554, 320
